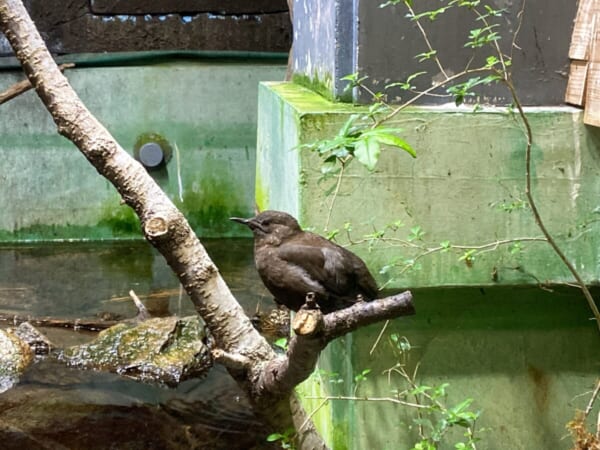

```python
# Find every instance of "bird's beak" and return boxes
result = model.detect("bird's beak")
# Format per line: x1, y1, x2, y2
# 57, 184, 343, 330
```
229, 217, 249, 226
230, 216, 266, 233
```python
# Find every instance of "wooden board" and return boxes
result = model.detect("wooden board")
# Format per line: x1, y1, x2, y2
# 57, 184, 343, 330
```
584, 62, 600, 126
565, 60, 589, 106
569, 0, 598, 59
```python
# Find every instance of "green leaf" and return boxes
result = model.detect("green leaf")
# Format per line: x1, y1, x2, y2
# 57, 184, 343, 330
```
374, 133, 417, 157
274, 337, 288, 350
432, 383, 450, 399
410, 7, 449, 21
320, 155, 339, 174
386, 71, 427, 91
341, 73, 368, 91
411, 385, 432, 395
412, 439, 436, 450
354, 136, 381, 171
339, 114, 360, 137
408, 225, 425, 241
326, 229, 339, 240
266, 433, 284, 442
415, 50, 437, 62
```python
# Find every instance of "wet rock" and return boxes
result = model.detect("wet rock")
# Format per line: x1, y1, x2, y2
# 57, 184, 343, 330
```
251, 307, 290, 340
61, 316, 212, 385
12, 322, 53, 355
0, 328, 34, 393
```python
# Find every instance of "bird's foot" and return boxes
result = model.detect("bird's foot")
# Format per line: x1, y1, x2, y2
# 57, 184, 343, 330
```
301, 292, 321, 311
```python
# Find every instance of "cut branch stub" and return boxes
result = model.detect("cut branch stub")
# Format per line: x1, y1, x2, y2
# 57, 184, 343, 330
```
292, 309, 323, 336
254, 291, 415, 402
211, 348, 253, 371
144, 215, 169, 238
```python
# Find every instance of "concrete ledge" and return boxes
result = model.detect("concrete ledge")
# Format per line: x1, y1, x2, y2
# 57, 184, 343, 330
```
297, 286, 599, 450
256, 81, 600, 289
0, 61, 286, 241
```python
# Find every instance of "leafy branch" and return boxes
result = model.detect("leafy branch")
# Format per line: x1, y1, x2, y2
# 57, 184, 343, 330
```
503, 74, 600, 331
309, 0, 600, 329
304, 335, 482, 449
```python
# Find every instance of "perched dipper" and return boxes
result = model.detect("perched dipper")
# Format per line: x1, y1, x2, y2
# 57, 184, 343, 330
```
231, 210, 378, 313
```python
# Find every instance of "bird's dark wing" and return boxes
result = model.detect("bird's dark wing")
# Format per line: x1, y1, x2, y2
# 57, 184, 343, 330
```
277, 241, 358, 297
349, 253, 379, 299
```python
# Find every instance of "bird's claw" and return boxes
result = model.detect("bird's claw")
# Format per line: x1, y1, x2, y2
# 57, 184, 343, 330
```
302, 292, 320, 310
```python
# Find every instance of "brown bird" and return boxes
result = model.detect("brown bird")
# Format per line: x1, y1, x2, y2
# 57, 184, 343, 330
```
230, 210, 379, 313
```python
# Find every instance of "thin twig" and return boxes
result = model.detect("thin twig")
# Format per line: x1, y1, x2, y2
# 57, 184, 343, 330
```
129, 289, 150, 321
509, 0, 526, 62
405, 3, 448, 79
376, 68, 489, 126
299, 397, 330, 432
0, 62, 74, 105
324, 161, 346, 232
504, 76, 600, 331
585, 379, 600, 417
369, 319, 389, 356
304, 394, 428, 409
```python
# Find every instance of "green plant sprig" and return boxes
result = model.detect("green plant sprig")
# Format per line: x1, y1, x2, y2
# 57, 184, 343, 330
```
385, 335, 481, 449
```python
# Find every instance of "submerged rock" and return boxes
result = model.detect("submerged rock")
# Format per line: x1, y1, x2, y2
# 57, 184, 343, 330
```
12, 322, 53, 355
62, 316, 212, 385
0, 328, 34, 393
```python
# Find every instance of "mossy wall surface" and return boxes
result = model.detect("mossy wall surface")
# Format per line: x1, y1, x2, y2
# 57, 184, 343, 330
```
309, 287, 598, 450
257, 81, 600, 290
0, 61, 286, 241
256, 81, 600, 448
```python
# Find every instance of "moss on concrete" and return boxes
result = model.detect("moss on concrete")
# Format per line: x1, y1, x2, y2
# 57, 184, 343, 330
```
292, 72, 335, 103
177, 170, 251, 237
97, 202, 142, 237
325, 287, 599, 450
257, 82, 600, 289
0, 62, 284, 242
266, 81, 360, 114
255, 175, 270, 213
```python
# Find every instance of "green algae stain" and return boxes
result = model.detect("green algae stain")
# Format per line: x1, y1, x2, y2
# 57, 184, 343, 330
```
97, 202, 142, 238
292, 73, 334, 102
266, 82, 360, 115
177, 174, 251, 237
290, 67, 346, 103
255, 175, 270, 213
0, 223, 133, 243
331, 424, 350, 450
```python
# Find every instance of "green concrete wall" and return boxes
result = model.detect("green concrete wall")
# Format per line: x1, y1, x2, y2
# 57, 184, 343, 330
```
257, 81, 600, 449
256, 81, 600, 290
0, 61, 286, 241
298, 286, 598, 450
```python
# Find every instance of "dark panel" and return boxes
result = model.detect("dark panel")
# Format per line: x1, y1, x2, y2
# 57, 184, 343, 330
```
90, 0, 288, 15
357, 0, 575, 106
0, 0, 291, 56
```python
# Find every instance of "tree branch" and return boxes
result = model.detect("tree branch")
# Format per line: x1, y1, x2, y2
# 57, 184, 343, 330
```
0, 3, 415, 447
0, 62, 74, 105
0, 0, 273, 363
255, 291, 415, 399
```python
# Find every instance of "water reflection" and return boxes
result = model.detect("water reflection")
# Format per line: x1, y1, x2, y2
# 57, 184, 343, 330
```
0, 239, 271, 319
0, 240, 277, 449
